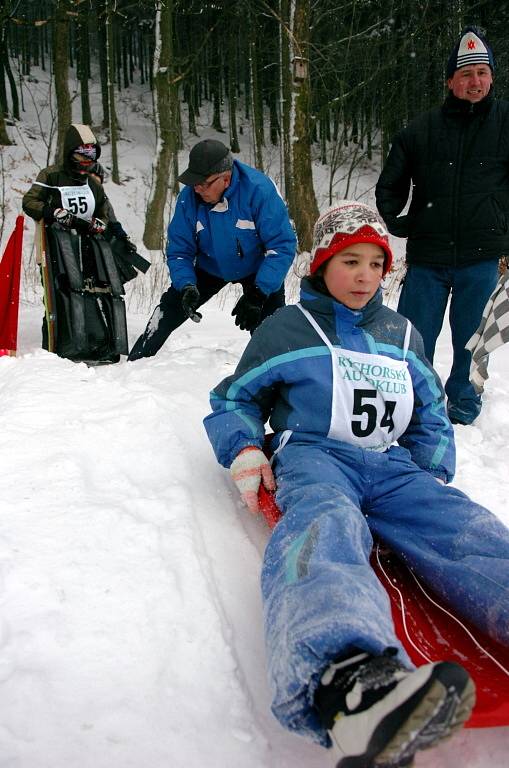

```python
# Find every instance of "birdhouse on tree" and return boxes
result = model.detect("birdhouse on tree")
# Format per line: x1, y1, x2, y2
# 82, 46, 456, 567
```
292, 56, 308, 82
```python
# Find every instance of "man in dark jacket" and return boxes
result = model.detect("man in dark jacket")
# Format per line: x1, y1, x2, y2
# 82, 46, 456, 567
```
128, 139, 297, 361
376, 26, 507, 425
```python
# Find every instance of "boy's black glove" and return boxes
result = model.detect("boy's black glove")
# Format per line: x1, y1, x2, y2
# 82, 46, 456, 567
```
231, 285, 267, 331
181, 284, 202, 323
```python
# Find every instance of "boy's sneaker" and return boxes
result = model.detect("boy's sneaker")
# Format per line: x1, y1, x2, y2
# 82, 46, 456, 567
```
315, 649, 475, 768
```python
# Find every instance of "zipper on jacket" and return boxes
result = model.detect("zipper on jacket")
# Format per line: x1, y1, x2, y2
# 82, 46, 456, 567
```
451, 118, 469, 267
236, 238, 244, 259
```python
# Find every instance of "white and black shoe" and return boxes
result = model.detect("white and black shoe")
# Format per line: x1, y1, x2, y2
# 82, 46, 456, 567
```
315, 649, 475, 768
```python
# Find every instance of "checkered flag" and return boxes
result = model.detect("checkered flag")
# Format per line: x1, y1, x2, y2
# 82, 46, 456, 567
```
466, 270, 509, 393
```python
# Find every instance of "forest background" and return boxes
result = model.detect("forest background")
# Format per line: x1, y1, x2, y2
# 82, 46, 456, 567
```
2, 0, 509, 267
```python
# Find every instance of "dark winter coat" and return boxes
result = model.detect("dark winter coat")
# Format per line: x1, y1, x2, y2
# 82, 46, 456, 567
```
22, 124, 110, 225
375, 93, 509, 267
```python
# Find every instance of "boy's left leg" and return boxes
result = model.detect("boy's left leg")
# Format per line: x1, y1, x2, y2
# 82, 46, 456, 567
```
369, 447, 509, 646
265, 440, 408, 746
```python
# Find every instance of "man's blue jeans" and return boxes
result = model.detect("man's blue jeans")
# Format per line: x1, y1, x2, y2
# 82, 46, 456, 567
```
397, 261, 499, 424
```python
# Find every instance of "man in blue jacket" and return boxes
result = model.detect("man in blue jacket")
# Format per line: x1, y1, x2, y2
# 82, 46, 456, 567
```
128, 139, 297, 360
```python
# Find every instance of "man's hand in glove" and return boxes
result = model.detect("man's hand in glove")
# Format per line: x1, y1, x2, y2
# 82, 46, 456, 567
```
230, 446, 276, 515
181, 284, 202, 323
54, 208, 75, 229
231, 285, 266, 332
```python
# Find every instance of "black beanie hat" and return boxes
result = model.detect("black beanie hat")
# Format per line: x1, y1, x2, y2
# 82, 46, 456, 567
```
446, 26, 495, 79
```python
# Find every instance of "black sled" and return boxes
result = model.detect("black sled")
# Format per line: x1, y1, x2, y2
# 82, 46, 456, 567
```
37, 222, 149, 364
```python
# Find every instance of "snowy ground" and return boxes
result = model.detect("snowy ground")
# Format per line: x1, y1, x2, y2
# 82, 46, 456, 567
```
0, 293, 507, 768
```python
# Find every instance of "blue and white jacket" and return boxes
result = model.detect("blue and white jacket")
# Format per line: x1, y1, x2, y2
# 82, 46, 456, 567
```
204, 278, 455, 482
167, 160, 297, 295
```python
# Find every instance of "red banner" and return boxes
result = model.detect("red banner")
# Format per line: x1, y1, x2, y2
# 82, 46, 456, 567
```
0, 216, 24, 356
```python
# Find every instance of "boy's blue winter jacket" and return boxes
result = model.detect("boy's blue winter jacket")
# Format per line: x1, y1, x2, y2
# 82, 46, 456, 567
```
204, 278, 455, 482
166, 160, 297, 296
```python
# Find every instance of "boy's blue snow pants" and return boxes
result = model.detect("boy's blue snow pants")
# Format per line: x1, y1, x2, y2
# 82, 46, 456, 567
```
263, 437, 509, 745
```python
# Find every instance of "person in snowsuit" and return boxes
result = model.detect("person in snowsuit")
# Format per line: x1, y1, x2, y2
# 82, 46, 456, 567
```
23, 123, 110, 238
204, 202, 509, 767
22, 124, 145, 363
375, 26, 507, 425
128, 139, 297, 361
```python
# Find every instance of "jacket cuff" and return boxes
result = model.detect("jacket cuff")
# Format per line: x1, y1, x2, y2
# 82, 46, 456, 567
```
227, 437, 265, 468
428, 469, 450, 484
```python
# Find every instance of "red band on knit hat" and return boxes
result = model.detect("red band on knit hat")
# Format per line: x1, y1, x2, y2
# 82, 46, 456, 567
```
310, 203, 393, 276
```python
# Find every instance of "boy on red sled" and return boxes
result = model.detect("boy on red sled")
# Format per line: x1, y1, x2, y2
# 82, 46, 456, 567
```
204, 202, 509, 768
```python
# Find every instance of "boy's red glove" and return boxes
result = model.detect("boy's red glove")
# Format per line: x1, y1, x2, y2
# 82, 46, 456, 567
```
230, 446, 276, 515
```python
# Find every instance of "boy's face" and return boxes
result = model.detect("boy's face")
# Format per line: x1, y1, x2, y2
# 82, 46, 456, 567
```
322, 242, 385, 309
447, 64, 492, 103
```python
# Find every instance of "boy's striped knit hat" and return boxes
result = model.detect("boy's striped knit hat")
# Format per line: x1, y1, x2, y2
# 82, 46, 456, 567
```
310, 201, 393, 276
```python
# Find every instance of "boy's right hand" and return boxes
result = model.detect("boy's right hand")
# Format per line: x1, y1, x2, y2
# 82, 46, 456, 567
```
230, 447, 276, 515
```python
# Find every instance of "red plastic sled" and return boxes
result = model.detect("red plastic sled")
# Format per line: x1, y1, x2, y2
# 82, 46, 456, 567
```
258, 484, 509, 729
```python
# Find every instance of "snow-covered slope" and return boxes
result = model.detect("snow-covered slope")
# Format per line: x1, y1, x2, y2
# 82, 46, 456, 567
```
0, 299, 507, 768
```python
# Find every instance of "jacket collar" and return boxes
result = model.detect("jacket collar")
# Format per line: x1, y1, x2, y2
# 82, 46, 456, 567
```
223, 162, 239, 201
442, 91, 493, 117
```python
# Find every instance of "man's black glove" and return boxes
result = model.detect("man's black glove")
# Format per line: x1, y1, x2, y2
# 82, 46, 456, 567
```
231, 285, 267, 332
181, 284, 202, 323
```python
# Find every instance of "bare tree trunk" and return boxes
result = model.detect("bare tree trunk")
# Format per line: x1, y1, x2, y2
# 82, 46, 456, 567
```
95, 0, 109, 126
53, 0, 72, 164
280, 0, 292, 208
77, 6, 92, 125
143, 0, 177, 250
227, 11, 240, 153
0, 2, 19, 120
289, 0, 318, 252
0, 101, 11, 145
249, 8, 264, 171
105, 0, 120, 183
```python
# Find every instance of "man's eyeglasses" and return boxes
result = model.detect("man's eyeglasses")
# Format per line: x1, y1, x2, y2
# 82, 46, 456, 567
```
194, 173, 227, 190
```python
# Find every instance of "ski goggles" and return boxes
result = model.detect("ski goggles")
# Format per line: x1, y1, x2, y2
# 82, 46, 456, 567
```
73, 144, 97, 164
